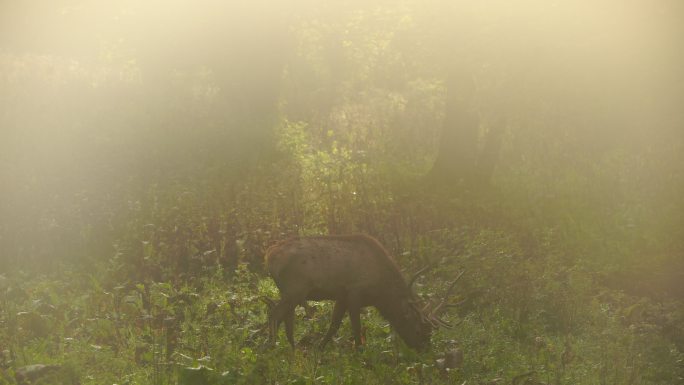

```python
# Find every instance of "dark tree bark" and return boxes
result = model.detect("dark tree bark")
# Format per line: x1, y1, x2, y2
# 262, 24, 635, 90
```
426, 62, 505, 189
427, 68, 479, 185
473, 115, 505, 186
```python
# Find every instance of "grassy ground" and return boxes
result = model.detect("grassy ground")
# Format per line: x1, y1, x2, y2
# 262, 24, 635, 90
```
1, 255, 681, 385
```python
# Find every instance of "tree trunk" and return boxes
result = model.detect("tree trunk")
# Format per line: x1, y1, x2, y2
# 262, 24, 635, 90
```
427, 67, 505, 189
473, 115, 505, 187
427, 66, 478, 186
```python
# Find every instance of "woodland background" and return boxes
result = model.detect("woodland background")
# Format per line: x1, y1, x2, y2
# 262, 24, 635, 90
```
0, 1, 683, 384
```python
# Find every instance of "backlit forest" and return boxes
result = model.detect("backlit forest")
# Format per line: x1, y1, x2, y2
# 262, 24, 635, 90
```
1, 1, 683, 384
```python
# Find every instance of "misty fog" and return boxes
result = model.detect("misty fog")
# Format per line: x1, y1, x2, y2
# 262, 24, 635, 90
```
0, 1, 683, 383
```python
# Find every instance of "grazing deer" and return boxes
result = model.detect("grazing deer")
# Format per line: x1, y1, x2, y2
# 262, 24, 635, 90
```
264, 234, 461, 350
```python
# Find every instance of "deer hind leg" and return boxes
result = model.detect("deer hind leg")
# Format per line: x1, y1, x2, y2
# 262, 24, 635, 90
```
320, 299, 347, 349
269, 290, 307, 347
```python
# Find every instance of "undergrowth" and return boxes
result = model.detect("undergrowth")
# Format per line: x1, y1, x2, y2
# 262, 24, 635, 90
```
1, 233, 681, 385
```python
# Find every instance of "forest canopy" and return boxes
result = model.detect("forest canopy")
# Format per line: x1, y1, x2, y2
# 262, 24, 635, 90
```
0, 1, 683, 384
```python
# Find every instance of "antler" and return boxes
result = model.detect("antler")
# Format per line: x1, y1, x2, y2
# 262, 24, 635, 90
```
422, 270, 466, 329
431, 270, 465, 315
408, 244, 463, 291
408, 265, 432, 291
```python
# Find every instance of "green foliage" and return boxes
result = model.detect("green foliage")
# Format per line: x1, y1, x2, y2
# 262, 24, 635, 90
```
1, 1, 683, 384
2, 243, 682, 384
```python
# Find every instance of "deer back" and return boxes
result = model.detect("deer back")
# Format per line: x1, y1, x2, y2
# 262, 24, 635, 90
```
265, 234, 408, 300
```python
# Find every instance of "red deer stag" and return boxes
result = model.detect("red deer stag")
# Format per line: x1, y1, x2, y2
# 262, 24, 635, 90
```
265, 234, 460, 350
